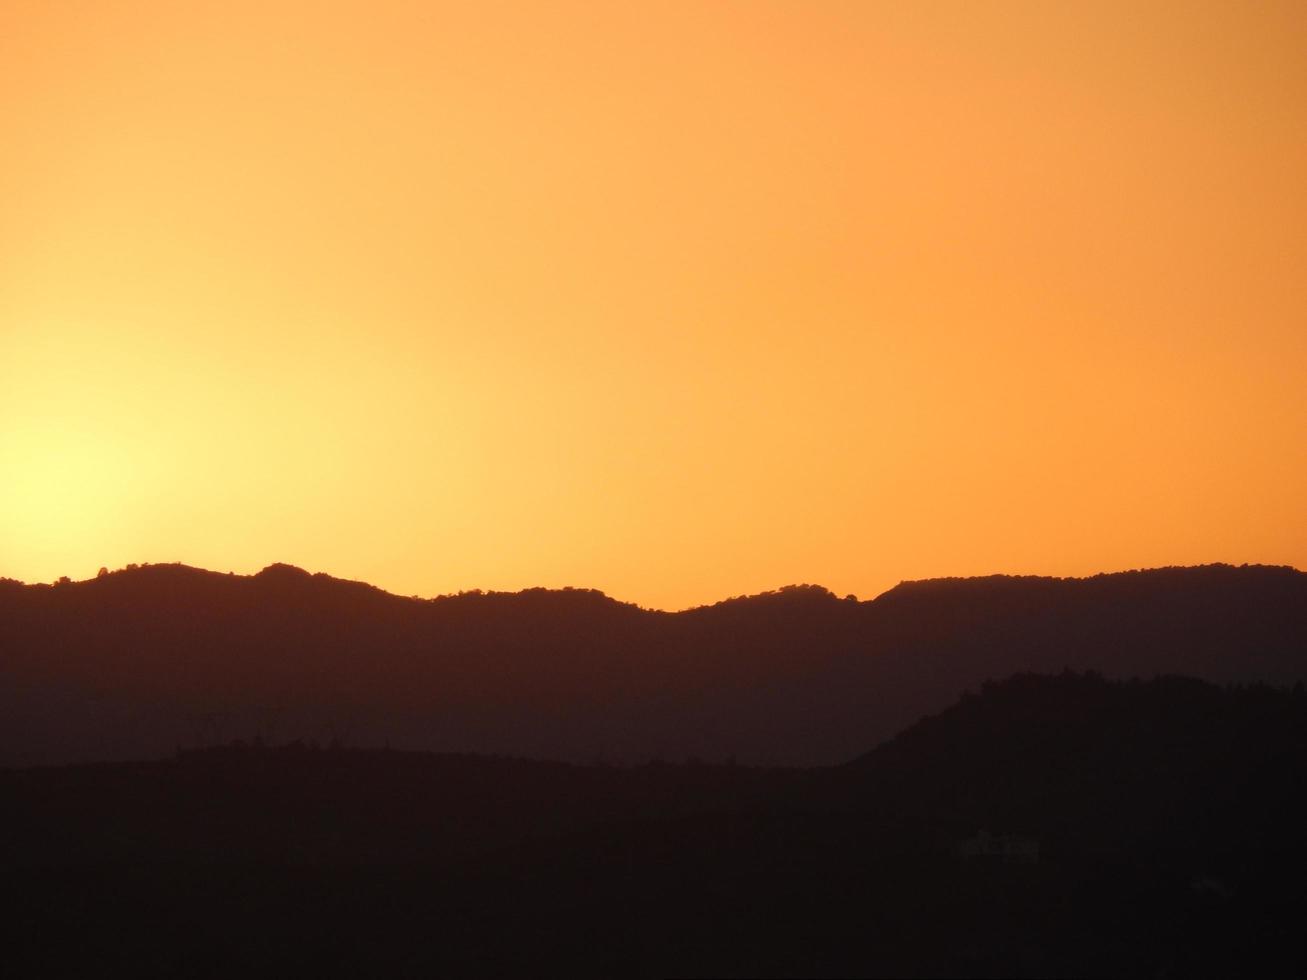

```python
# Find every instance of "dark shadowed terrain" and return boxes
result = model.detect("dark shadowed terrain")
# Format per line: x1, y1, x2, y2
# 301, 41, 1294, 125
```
5, 673, 1305, 976
2, 562, 1305, 766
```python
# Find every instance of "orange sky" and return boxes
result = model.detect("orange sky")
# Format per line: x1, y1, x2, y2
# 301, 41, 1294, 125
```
2, 1, 1304, 609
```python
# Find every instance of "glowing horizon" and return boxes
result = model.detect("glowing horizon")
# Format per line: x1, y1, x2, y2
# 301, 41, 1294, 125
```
3, 1, 1305, 610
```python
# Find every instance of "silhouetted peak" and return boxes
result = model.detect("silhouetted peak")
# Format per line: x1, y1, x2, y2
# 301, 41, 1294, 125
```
849, 669, 1297, 772
694, 584, 845, 612
255, 563, 312, 580
873, 563, 1305, 604
88, 562, 222, 585
432, 585, 640, 616
247, 563, 391, 603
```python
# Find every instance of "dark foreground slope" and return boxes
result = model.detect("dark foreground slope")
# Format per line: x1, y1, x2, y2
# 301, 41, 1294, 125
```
2, 562, 1305, 765
5, 674, 1305, 977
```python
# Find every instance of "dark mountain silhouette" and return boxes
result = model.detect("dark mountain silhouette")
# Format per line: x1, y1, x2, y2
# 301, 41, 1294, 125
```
6, 673, 1305, 976
2, 561, 1304, 765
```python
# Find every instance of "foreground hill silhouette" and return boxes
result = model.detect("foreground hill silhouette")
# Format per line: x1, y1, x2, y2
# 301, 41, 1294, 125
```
2, 561, 1305, 765
6, 673, 1305, 976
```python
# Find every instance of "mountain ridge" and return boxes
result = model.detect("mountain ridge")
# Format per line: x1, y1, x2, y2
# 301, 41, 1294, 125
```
3, 561, 1304, 767
5, 558, 1299, 611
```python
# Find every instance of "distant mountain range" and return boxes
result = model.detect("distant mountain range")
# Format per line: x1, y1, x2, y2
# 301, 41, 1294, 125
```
2, 562, 1304, 766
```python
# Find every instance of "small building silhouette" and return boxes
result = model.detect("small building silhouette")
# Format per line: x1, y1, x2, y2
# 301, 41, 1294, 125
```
958, 829, 1040, 864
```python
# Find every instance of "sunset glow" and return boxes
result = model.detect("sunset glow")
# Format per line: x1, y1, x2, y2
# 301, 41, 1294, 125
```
3, 1, 1304, 608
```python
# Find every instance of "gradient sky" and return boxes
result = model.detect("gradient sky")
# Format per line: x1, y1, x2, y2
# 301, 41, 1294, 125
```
2, 1, 1304, 609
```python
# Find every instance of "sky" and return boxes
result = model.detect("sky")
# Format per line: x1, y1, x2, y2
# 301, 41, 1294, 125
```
2, 1, 1305, 609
